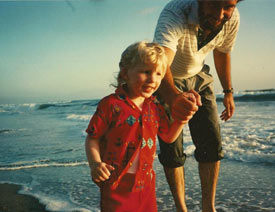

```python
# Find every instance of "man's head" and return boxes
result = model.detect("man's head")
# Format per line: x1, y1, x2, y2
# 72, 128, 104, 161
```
198, 0, 242, 31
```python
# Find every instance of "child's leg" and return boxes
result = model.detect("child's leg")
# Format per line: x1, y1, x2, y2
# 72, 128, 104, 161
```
138, 173, 157, 212
100, 173, 136, 212
100, 173, 157, 212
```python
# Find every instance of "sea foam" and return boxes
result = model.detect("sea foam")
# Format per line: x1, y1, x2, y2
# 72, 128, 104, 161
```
66, 114, 91, 121
0, 161, 88, 171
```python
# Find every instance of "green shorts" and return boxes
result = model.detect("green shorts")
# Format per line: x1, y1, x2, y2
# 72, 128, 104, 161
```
158, 65, 224, 167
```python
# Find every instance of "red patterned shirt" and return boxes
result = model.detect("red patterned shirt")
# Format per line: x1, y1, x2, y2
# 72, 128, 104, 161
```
86, 87, 169, 191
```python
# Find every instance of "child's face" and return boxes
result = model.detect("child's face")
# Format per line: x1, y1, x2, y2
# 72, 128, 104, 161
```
124, 62, 166, 100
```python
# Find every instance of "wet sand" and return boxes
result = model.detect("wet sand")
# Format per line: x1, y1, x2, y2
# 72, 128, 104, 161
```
0, 183, 49, 212
0, 158, 274, 212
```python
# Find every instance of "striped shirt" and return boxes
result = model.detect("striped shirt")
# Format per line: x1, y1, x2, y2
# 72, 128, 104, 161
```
153, 0, 240, 79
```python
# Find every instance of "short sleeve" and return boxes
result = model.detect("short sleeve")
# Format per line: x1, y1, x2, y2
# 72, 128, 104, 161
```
153, 8, 185, 52
216, 8, 240, 53
85, 97, 112, 139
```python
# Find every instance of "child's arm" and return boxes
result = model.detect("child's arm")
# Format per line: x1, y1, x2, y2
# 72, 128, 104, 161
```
159, 120, 186, 143
85, 135, 114, 183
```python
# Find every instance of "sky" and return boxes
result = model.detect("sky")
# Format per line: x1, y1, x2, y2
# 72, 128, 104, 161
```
0, 0, 274, 103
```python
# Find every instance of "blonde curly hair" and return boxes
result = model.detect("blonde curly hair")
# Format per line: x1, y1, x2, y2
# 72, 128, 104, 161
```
115, 41, 167, 87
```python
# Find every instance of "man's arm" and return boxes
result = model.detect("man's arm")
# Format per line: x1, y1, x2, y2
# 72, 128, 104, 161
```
213, 49, 235, 121
157, 47, 201, 122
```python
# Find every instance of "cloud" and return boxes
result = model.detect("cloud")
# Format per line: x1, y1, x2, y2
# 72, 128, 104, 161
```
65, 0, 75, 12
89, 0, 105, 2
65, 0, 105, 12
138, 7, 158, 16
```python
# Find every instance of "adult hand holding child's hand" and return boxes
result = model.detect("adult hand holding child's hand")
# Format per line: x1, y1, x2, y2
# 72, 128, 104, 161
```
171, 89, 201, 123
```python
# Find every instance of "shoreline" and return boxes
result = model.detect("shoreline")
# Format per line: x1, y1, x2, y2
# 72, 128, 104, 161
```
0, 158, 274, 212
0, 183, 49, 212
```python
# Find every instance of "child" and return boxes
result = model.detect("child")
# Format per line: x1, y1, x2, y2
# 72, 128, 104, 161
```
85, 41, 189, 212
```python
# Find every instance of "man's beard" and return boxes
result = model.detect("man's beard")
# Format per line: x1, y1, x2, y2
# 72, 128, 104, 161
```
199, 15, 228, 32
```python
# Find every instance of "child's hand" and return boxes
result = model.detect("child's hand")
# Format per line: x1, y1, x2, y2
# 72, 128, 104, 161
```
170, 90, 200, 123
91, 162, 115, 183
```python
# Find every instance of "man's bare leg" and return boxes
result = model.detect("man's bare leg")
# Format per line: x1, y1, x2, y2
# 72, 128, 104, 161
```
164, 166, 188, 212
199, 161, 220, 212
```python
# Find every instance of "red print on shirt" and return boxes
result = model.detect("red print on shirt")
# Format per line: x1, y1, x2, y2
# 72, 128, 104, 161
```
86, 86, 169, 191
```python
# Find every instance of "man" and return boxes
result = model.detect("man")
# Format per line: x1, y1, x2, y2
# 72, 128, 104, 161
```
153, 0, 242, 211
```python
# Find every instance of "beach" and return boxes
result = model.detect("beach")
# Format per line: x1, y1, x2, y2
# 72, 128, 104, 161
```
0, 183, 48, 212
0, 158, 274, 212
0, 90, 274, 212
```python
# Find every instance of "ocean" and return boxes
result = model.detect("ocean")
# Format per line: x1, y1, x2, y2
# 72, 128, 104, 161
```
0, 89, 274, 212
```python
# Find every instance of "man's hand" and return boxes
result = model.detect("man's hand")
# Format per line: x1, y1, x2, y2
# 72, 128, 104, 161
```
220, 93, 235, 121
170, 90, 202, 122
91, 162, 115, 183
158, 47, 201, 123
